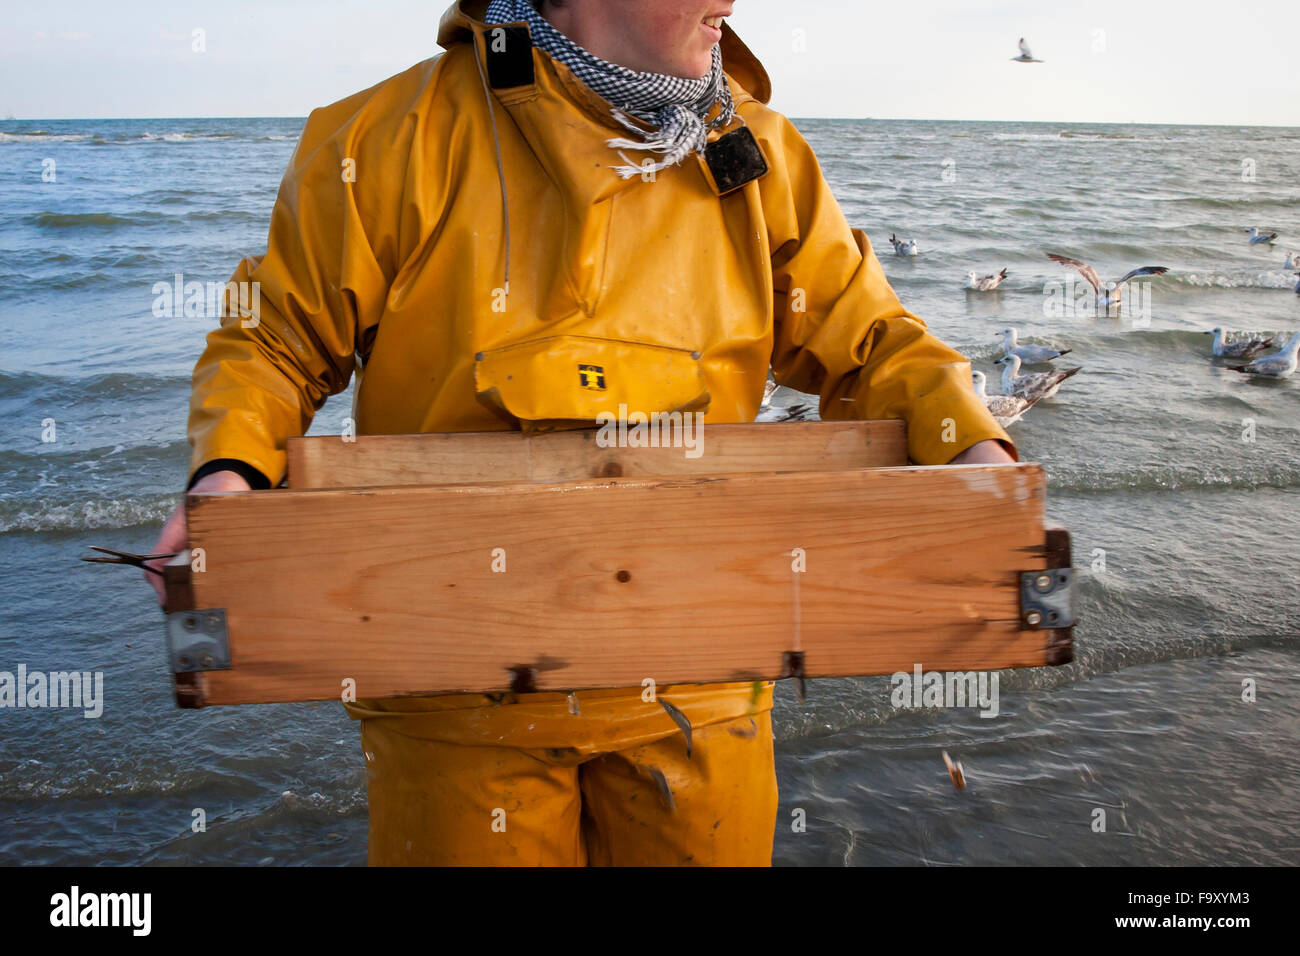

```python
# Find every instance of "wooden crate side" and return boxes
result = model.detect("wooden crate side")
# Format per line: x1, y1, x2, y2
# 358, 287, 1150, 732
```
286, 420, 908, 489
182, 463, 1052, 706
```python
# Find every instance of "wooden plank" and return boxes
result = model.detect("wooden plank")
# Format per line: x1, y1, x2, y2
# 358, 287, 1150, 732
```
286, 420, 908, 489
170, 462, 1058, 707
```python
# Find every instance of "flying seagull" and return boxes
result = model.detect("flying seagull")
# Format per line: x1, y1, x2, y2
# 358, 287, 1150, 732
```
1203, 327, 1275, 359
1230, 331, 1300, 378
966, 268, 1009, 291
972, 370, 1038, 428
1046, 253, 1169, 311
995, 353, 1082, 402
1246, 227, 1278, 245
889, 233, 919, 257
998, 327, 1072, 364
1012, 38, 1043, 63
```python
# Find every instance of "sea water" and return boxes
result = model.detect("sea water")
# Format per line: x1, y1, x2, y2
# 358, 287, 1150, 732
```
1, 116, 1297, 865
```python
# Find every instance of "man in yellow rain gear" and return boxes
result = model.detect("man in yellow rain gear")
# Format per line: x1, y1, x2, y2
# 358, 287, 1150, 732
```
148, 0, 1016, 865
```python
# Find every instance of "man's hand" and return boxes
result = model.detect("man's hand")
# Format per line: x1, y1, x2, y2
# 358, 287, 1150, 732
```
146, 470, 252, 606
947, 439, 1016, 465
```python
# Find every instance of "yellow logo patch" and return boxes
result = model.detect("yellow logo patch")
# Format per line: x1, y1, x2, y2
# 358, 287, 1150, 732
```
578, 364, 606, 390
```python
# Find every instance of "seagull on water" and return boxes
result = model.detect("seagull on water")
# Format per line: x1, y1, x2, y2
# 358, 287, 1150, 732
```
1246, 227, 1278, 245
972, 370, 1039, 428
966, 268, 1009, 291
1012, 38, 1043, 63
1046, 253, 1169, 311
756, 380, 816, 422
1230, 332, 1300, 378
995, 353, 1082, 402
998, 327, 1072, 364
1203, 327, 1275, 359
889, 233, 919, 257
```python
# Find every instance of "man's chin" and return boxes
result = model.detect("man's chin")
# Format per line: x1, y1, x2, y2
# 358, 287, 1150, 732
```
667, 54, 715, 80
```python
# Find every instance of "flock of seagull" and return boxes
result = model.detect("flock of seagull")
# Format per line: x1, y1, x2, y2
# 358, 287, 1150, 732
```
963, 235, 1297, 425
759, 230, 1299, 428
758, 48, 1298, 429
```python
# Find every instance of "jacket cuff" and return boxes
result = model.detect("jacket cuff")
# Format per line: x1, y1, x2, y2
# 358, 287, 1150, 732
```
944, 435, 1019, 464
187, 458, 272, 491
904, 384, 1020, 465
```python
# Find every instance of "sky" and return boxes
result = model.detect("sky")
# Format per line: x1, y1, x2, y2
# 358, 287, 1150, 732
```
1, 0, 1296, 125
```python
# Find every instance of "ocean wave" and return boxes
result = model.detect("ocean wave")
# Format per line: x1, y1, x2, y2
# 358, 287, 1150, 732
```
0, 368, 191, 403
0, 495, 176, 534
0, 130, 295, 148
958, 327, 1288, 353
1048, 462, 1300, 493
183, 209, 266, 223
0, 766, 209, 802
989, 130, 1146, 144
24, 270, 119, 291
0, 249, 79, 277
130, 188, 205, 205
24, 208, 264, 230
25, 211, 160, 229
139, 131, 242, 142
0, 762, 297, 804
1175, 272, 1299, 289
1162, 196, 1262, 211
87, 249, 168, 269
991, 132, 1065, 142
0, 132, 93, 144
774, 629, 1298, 742
1059, 131, 1141, 141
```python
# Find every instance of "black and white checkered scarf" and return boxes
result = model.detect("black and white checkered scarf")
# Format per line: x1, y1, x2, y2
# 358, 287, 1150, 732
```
484, 0, 736, 178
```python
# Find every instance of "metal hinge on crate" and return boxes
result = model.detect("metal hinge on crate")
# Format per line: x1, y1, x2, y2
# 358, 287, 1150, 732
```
1018, 569, 1075, 629
165, 609, 232, 672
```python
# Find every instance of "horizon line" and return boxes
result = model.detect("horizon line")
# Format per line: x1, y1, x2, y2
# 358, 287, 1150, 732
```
3, 115, 1298, 130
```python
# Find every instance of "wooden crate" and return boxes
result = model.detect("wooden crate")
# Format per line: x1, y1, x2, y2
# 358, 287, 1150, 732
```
163, 422, 1073, 707
285, 419, 910, 487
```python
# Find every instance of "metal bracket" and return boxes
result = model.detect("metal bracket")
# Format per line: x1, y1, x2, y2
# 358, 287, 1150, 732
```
1019, 570, 1075, 629
165, 609, 232, 673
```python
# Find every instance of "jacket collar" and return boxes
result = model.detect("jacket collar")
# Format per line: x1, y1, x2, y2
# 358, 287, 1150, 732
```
436, 0, 773, 106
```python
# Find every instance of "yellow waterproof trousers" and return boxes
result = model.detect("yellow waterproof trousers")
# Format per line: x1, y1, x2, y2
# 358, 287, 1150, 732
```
346, 682, 778, 866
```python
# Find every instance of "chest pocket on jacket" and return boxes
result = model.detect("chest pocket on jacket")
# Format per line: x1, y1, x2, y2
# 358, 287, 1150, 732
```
474, 334, 710, 432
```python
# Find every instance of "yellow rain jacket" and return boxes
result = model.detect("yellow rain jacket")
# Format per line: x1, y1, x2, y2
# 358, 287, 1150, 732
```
186, 0, 1015, 865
